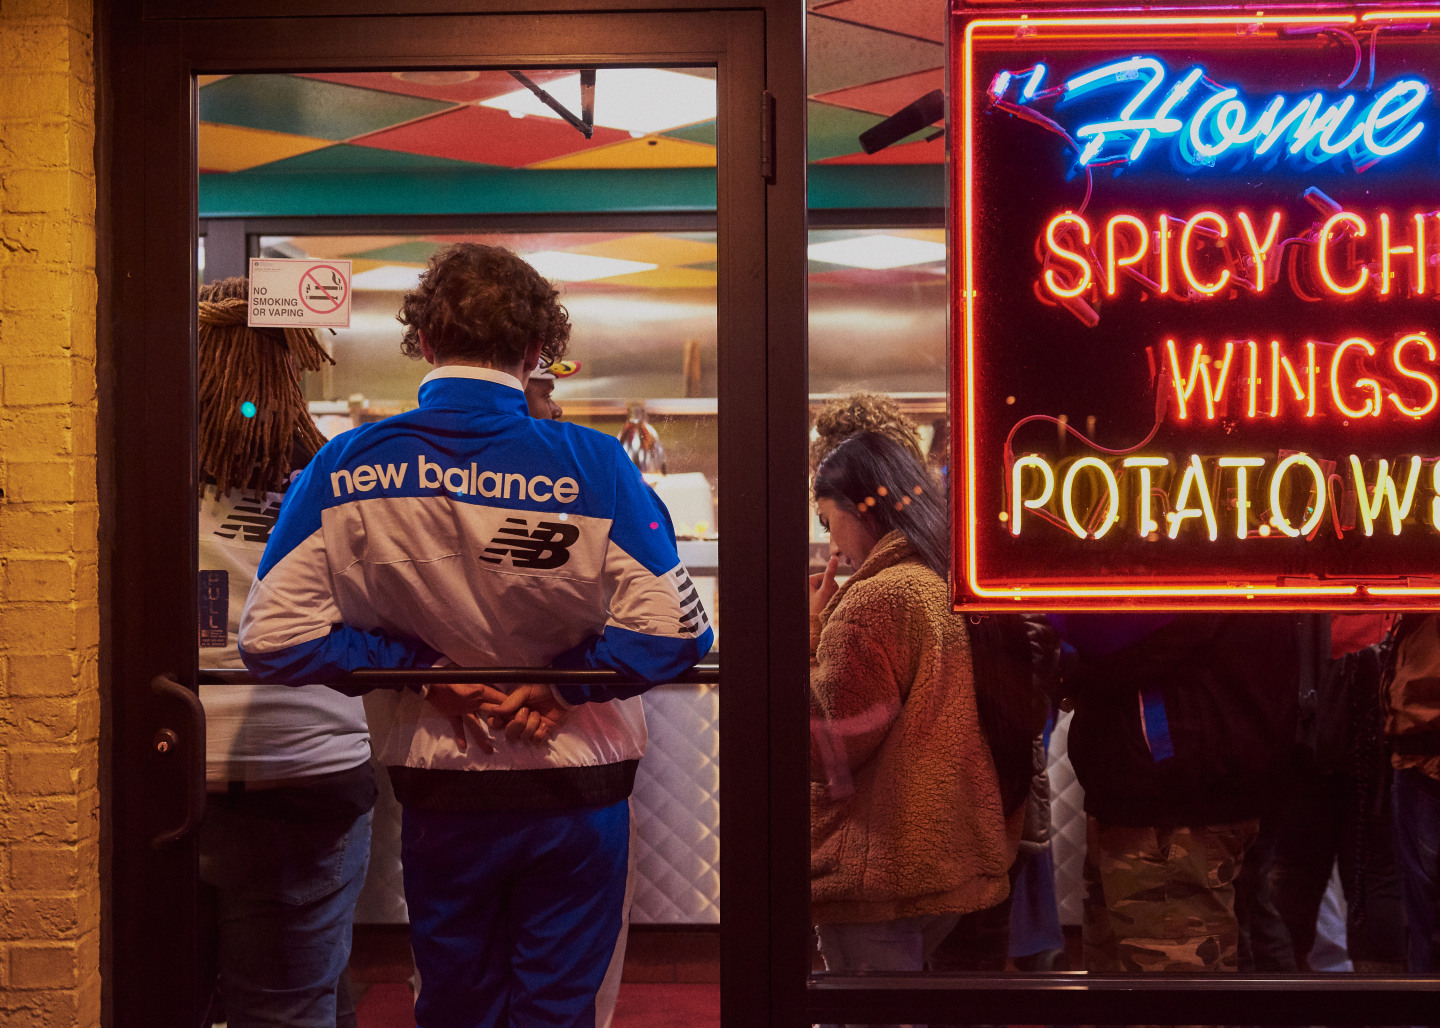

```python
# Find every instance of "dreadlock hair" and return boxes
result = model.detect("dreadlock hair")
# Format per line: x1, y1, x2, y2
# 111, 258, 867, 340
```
813, 431, 950, 580
810, 392, 925, 470
197, 276, 333, 497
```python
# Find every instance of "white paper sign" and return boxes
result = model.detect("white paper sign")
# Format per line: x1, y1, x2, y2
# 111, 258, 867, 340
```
247, 258, 352, 329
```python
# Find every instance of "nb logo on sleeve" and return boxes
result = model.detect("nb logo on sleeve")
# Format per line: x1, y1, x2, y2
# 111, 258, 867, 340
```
480, 518, 580, 570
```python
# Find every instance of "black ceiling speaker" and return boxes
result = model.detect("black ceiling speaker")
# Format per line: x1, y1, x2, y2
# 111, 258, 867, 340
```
858, 89, 944, 155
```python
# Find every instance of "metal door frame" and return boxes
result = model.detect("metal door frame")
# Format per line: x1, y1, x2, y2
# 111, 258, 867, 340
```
99, 3, 809, 1025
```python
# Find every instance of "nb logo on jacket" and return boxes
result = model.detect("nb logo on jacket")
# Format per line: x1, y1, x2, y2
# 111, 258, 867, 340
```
480, 518, 580, 570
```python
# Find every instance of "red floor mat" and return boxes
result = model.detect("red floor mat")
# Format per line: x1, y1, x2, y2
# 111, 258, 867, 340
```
611, 983, 720, 1028
355, 981, 720, 1028
356, 982, 414, 1028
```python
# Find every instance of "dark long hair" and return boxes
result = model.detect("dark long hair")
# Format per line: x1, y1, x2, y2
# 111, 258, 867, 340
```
813, 431, 950, 579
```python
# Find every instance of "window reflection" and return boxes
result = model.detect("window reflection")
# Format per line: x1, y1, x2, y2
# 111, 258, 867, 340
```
805, 230, 1415, 986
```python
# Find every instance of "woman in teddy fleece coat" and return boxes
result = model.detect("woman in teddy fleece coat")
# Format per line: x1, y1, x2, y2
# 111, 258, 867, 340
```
808, 431, 1013, 974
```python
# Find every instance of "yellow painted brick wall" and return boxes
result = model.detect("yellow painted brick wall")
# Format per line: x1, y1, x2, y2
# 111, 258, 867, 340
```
0, 1, 101, 1026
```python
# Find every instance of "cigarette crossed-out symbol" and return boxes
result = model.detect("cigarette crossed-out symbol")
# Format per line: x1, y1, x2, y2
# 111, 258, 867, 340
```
300, 265, 348, 314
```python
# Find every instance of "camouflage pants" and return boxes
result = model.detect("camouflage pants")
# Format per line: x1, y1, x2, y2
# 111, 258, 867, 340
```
1082, 816, 1260, 973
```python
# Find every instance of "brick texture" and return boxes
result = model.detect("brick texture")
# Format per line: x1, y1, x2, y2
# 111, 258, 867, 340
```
0, 3, 100, 1026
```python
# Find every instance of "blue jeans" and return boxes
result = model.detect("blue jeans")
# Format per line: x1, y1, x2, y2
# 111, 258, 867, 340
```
1393, 767, 1440, 971
402, 801, 630, 1028
815, 913, 962, 1028
199, 802, 372, 1028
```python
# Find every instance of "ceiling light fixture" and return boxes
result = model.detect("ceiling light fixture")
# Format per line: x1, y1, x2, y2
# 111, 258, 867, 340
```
350, 265, 426, 291
807, 235, 947, 270
481, 69, 716, 135
522, 251, 659, 282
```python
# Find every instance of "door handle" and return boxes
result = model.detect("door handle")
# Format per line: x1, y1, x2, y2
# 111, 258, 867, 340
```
149, 673, 206, 849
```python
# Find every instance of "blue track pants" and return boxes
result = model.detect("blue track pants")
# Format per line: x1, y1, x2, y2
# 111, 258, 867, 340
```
402, 800, 629, 1028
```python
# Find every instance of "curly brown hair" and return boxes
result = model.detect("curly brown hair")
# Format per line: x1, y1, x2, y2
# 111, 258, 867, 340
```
810, 392, 924, 470
397, 243, 571, 368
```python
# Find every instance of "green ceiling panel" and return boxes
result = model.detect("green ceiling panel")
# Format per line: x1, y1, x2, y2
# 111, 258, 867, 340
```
256, 144, 493, 174
200, 167, 720, 216
350, 241, 446, 263
807, 101, 885, 162
663, 120, 717, 146
198, 74, 453, 142
808, 164, 943, 209
199, 157, 939, 217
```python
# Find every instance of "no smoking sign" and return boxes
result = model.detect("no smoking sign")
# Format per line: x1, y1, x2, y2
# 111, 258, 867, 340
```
247, 258, 353, 329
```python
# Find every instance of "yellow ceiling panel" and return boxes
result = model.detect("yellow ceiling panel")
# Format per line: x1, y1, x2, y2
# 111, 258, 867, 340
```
198, 122, 334, 172
197, 75, 230, 87
597, 267, 719, 289
570, 233, 717, 268
889, 228, 946, 244
527, 136, 717, 171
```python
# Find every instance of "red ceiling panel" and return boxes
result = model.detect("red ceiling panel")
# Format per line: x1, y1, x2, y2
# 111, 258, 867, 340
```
811, 0, 944, 44
811, 68, 943, 116
349, 105, 633, 168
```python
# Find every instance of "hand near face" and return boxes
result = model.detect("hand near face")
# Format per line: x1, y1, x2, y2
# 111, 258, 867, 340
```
809, 554, 840, 616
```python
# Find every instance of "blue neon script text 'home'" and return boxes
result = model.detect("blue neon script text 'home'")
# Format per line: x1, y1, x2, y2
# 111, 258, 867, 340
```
988, 57, 1429, 170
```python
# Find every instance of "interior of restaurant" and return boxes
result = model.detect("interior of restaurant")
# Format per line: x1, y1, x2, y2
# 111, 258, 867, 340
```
192, 0, 949, 1017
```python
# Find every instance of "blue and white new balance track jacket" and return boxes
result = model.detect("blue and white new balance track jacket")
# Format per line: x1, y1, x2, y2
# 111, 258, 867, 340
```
238, 367, 713, 806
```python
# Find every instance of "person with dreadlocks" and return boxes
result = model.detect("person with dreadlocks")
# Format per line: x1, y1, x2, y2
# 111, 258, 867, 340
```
196, 276, 375, 1028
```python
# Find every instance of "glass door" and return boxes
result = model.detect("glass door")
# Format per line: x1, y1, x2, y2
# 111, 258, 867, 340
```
105, 9, 789, 1026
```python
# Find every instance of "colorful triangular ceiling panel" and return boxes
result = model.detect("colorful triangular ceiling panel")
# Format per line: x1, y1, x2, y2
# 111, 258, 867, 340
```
570, 233, 718, 266
199, 74, 452, 141
812, 68, 944, 117
197, 123, 334, 173
806, 13, 944, 94
811, 0, 944, 44
351, 105, 633, 168
817, 135, 945, 165
529, 136, 716, 170
297, 70, 571, 105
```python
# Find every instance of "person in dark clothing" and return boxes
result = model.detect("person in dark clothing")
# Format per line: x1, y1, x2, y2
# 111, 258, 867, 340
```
1055, 614, 1300, 972
1270, 615, 1406, 972
1383, 613, 1440, 972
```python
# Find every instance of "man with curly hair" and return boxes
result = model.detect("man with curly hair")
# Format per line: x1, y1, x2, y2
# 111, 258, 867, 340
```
239, 243, 713, 1028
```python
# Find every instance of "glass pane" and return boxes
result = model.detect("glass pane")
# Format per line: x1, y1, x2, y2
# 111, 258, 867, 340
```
198, 66, 720, 1023
808, 8, 1431, 1013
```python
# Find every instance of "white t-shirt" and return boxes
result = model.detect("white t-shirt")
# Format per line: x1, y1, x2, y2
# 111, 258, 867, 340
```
199, 483, 370, 783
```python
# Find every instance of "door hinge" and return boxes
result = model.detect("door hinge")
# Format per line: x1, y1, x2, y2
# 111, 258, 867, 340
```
760, 90, 776, 181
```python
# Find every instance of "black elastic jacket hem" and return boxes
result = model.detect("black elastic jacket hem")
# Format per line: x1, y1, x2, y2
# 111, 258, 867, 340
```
387, 760, 638, 812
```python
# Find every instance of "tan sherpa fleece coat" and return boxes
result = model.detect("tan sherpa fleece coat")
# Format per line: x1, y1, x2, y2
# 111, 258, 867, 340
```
809, 530, 1012, 925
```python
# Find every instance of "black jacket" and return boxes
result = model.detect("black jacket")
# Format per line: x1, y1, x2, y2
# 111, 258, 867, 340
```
1059, 614, 1300, 828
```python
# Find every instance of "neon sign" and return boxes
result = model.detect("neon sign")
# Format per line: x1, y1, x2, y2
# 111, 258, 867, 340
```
988, 55, 1430, 171
1040, 207, 1437, 302
954, 12, 1440, 609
